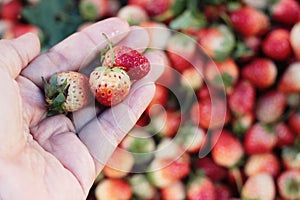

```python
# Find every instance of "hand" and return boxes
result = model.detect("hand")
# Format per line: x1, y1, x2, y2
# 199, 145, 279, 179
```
0, 18, 165, 199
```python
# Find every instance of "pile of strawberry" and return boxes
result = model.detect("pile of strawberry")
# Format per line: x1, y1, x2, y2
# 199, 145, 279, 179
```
2, 0, 300, 199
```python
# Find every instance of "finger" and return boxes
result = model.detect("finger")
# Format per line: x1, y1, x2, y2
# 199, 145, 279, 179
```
21, 17, 130, 88
78, 82, 155, 171
0, 33, 40, 79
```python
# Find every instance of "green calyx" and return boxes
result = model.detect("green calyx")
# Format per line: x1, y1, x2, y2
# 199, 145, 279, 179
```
42, 75, 69, 116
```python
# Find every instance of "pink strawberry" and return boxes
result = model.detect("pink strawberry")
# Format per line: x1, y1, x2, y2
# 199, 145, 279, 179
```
128, 0, 172, 17
291, 22, 300, 60
232, 112, 254, 136
103, 45, 150, 81
288, 111, 300, 135
278, 62, 300, 93
262, 28, 292, 61
229, 6, 270, 37
244, 123, 277, 155
129, 175, 157, 200
187, 175, 216, 200
277, 170, 300, 200
275, 122, 296, 147
152, 110, 181, 138
255, 90, 286, 123
241, 173, 276, 200
270, 0, 300, 26
89, 66, 131, 106
79, 0, 109, 21
282, 145, 300, 171
42, 71, 90, 115
146, 84, 169, 115
228, 80, 255, 117
161, 181, 186, 200
211, 130, 244, 168
244, 153, 280, 177
242, 58, 277, 89
180, 67, 204, 90
197, 25, 235, 61
116, 5, 149, 25
94, 178, 132, 200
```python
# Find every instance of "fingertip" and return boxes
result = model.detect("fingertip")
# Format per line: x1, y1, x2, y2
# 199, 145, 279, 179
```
15, 32, 41, 58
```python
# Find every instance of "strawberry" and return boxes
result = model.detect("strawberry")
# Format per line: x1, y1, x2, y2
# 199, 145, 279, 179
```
193, 157, 228, 181
241, 173, 276, 200
211, 130, 244, 168
288, 111, 300, 135
229, 6, 269, 37
42, 71, 90, 116
3, 23, 43, 40
0, 0, 23, 22
228, 80, 255, 117
262, 28, 292, 61
277, 170, 300, 200
244, 153, 280, 177
180, 67, 204, 90
166, 32, 196, 73
244, 123, 277, 155
278, 62, 300, 93
204, 58, 239, 92
232, 112, 254, 136
275, 122, 296, 147
147, 157, 190, 188
214, 184, 231, 200
291, 22, 300, 60
197, 25, 235, 61
102, 45, 150, 81
190, 97, 230, 130
270, 0, 300, 26
282, 144, 300, 171
187, 175, 216, 200
128, 0, 172, 17
161, 181, 186, 200
79, 0, 109, 21
129, 174, 157, 200
255, 90, 286, 124
94, 178, 132, 200
102, 148, 134, 178
116, 5, 149, 25
152, 110, 181, 138
89, 66, 131, 106
175, 125, 206, 154
204, 4, 227, 23
146, 84, 169, 115
242, 58, 277, 89
140, 21, 171, 50
243, 0, 269, 9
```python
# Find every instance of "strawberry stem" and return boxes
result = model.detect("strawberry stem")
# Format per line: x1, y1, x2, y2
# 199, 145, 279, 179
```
102, 33, 114, 69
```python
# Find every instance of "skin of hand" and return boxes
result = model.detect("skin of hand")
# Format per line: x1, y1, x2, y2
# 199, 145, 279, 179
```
0, 17, 165, 199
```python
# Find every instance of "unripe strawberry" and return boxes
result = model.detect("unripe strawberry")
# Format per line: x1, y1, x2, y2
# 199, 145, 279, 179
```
42, 71, 90, 116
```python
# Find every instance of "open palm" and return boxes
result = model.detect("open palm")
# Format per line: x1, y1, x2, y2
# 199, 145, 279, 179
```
0, 18, 164, 199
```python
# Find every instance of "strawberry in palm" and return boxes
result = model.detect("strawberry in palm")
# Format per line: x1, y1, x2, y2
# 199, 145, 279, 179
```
42, 71, 90, 116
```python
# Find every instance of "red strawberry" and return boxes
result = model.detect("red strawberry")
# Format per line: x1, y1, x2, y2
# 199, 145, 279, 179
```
275, 122, 296, 147
3, 23, 43, 40
129, 174, 157, 200
279, 62, 300, 93
166, 32, 196, 73
242, 58, 277, 89
103, 45, 150, 81
214, 184, 231, 200
262, 28, 292, 61
288, 111, 300, 135
0, 0, 23, 22
147, 157, 190, 188
128, 0, 172, 17
161, 181, 186, 200
211, 130, 244, 168
187, 175, 216, 200
204, 4, 227, 23
89, 66, 131, 106
255, 90, 286, 123
244, 153, 280, 177
42, 71, 90, 115
277, 170, 300, 200
197, 25, 235, 61
229, 6, 269, 37
244, 123, 278, 155
228, 80, 255, 117
152, 110, 181, 137
193, 157, 228, 181
116, 5, 149, 25
190, 98, 230, 130
270, 0, 300, 26
241, 173, 276, 200
146, 84, 168, 115
204, 58, 239, 92
291, 22, 300, 60
102, 148, 134, 178
79, 0, 109, 21
180, 67, 204, 90
94, 178, 132, 200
